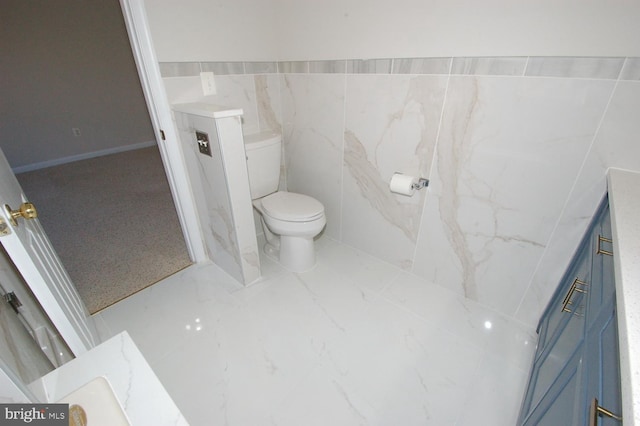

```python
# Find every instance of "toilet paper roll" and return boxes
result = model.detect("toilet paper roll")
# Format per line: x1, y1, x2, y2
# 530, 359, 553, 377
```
389, 173, 417, 196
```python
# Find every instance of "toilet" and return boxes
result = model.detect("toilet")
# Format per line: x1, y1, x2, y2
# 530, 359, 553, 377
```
244, 131, 326, 272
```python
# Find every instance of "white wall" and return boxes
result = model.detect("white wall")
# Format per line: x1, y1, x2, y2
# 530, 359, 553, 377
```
274, 0, 640, 59
146, 0, 640, 61
144, 0, 279, 62
0, 0, 154, 170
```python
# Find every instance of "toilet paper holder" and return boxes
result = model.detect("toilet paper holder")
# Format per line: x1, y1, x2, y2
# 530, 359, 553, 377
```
411, 177, 429, 190
389, 172, 429, 196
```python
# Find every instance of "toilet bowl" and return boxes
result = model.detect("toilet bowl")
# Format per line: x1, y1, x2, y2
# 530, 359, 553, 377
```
253, 191, 326, 272
244, 131, 326, 272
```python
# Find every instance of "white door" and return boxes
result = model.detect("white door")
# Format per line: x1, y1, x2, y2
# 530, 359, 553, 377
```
0, 147, 98, 356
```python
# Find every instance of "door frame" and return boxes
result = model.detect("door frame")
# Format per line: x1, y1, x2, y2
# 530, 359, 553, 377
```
2, 0, 206, 399
119, 0, 206, 263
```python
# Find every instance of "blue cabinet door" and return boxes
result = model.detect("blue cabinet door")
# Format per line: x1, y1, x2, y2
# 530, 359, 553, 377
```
518, 238, 590, 422
523, 341, 586, 426
518, 196, 622, 426
583, 299, 622, 425
584, 202, 622, 425
587, 204, 615, 322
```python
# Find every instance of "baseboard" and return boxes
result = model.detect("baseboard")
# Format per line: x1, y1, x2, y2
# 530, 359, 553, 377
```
13, 140, 157, 174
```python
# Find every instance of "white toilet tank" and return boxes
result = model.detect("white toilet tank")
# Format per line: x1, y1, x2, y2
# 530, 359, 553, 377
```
244, 131, 282, 200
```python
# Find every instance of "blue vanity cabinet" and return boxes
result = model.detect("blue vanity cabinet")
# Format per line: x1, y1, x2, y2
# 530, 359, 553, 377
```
522, 341, 586, 425
518, 197, 622, 426
583, 206, 622, 426
518, 235, 591, 424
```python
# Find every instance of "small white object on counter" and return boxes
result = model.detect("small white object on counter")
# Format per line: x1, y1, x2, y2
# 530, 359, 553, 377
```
29, 331, 188, 426
608, 168, 640, 426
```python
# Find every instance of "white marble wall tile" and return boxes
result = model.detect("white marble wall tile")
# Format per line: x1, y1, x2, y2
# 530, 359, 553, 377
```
245, 61, 277, 74
525, 56, 625, 79
254, 74, 286, 189
159, 62, 200, 77
451, 57, 527, 76
163, 75, 260, 135
173, 112, 244, 285
619, 57, 640, 81
516, 81, 640, 326
412, 76, 615, 315
200, 61, 245, 75
347, 59, 392, 74
255, 74, 282, 133
202, 74, 260, 134
391, 57, 451, 75
309, 60, 347, 74
280, 74, 346, 239
341, 74, 447, 268
216, 116, 261, 284
278, 61, 308, 73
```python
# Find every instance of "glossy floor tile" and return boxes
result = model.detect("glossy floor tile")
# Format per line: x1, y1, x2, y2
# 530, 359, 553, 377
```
94, 236, 536, 425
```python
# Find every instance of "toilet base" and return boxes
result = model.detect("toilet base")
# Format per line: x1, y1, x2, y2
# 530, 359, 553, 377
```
262, 241, 279, 263
255, 205, 323, 273
279, 235, 316, 272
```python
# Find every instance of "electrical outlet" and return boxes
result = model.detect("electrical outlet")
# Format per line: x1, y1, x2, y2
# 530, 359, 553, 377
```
72, 128, 81, 137
200, 72, 217, 96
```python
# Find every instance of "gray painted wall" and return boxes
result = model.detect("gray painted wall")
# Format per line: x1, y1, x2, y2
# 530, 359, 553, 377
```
0, 0, 154, 170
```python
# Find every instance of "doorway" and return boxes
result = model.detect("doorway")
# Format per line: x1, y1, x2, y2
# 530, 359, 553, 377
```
0, 1, 192, 313
16, 147, 192, 313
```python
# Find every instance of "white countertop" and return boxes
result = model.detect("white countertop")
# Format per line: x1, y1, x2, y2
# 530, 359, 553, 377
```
29, 331, 188, 426
172, 102, 243, 119
608, 168, 640, 425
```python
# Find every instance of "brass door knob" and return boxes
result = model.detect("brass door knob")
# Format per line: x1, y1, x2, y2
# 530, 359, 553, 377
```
5, 202, 38, 226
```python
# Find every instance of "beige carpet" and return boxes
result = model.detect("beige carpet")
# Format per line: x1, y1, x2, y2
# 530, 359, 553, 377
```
16, 146, 192, 313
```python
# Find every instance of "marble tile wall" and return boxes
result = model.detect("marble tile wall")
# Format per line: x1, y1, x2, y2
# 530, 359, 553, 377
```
515, 78, 640, 325
413, 76, 614, 315
342, 74, 447, 268
280, 74, 345, 239
172, 109, 260, 285
160, 56, 640, 326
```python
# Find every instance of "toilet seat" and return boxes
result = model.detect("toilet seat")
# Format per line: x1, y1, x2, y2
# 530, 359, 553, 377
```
261, 191, 324, 222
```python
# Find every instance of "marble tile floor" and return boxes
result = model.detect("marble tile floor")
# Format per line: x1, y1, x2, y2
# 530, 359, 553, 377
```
93, 236, 537, 425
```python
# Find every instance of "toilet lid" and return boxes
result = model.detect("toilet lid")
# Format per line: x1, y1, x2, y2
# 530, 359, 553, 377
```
261, 192, 324, 222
